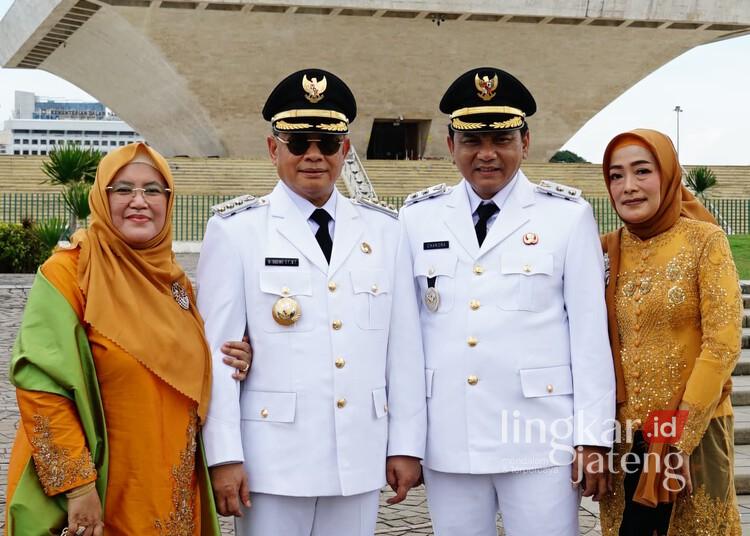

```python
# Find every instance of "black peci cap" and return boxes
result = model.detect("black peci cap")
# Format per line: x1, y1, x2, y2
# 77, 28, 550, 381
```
440, 67, 536, 133
262, 69, 357, 134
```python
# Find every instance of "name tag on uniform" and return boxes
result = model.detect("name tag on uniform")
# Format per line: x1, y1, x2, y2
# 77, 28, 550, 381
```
265, 257, 299, 267
423, 241, 450, 250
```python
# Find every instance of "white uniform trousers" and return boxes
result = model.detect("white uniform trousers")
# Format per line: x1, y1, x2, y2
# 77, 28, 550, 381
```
236, 490, 381, 536
423, 466, 579, 536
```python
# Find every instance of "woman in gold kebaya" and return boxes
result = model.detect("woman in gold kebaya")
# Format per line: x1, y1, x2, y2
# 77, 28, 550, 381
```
5, 142, 251, 535
599, 129, 741, 535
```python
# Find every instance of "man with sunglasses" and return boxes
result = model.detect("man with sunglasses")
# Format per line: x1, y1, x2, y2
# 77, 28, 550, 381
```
196, 69, 426, 536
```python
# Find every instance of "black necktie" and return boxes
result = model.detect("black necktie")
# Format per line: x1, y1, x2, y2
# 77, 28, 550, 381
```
474, 202, 499, 247
310, 208, 333, 263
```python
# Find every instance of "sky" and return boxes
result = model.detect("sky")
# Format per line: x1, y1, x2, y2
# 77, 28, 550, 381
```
1, 0, 749, 165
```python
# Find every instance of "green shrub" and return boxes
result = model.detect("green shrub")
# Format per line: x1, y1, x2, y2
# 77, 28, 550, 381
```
0, 221, 50, 273
34, 217, 68, 251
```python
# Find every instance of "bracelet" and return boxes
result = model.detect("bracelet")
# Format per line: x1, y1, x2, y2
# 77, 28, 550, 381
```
65, 481, 96, 499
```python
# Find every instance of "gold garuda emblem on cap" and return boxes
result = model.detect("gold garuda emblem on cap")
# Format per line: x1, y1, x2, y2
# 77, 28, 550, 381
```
475, 73, 499, 101
303, 75, 327, 103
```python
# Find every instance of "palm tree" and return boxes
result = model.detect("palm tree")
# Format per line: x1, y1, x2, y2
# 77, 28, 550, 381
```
684, 166, 718, 201
41, 144, 102, 234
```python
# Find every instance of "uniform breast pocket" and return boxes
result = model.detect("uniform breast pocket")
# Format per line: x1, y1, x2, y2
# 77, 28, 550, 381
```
259, 271, 313, 332
350, 269, 392, 330
413, 251, 458, 314
497, 251, 554, 312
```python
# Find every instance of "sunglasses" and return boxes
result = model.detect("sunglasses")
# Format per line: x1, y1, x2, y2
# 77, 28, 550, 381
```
274, 134, 344, 156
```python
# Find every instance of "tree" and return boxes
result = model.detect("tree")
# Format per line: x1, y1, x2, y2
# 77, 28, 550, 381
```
549, 150, 589, 163
41, 144, 102, 235
684, 166, 718, 201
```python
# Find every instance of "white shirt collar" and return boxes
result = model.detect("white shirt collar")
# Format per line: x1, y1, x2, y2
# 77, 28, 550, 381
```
280, 181, 338, 222
465, 171, 519, 215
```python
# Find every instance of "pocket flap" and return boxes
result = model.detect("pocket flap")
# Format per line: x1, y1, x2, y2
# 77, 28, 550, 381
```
414, 251, 458, 278
520, 365, 573, 398
259, 271, 312, 297
425, 368, 434, 398
350, 269, 391, 296
372, 387, 388, 418
501, 252, 553, 276
241, 390, 297, 422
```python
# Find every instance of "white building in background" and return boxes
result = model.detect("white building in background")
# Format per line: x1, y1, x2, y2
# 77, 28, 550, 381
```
0, 91, 143, 155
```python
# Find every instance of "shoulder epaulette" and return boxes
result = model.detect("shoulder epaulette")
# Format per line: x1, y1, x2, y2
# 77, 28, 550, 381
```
211, 194, 268, 217
535, 180, 582, 202
404, 183, 450, 206
351, 196, 398, 219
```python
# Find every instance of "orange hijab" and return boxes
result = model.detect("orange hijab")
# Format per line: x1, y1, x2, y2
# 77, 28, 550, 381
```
70, 142, 212, 422
601, 129, 717, 507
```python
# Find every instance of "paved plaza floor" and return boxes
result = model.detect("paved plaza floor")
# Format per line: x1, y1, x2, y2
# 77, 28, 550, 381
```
1, 263, 749, 534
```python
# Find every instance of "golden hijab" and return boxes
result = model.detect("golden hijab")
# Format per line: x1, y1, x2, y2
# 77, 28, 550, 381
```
601, 129, 717, 506
70, 142, 212, 422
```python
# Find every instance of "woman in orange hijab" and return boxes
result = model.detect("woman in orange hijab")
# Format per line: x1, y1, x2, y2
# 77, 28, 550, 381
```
5, 142, 251, 535
599, 129, 741, 535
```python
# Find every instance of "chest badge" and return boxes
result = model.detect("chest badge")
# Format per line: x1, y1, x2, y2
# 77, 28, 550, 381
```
272, 291, 302, 326
424, 276, 440, 313
171, 282, 190, 310
522, 232, 539, 245
360, 242, 372, 254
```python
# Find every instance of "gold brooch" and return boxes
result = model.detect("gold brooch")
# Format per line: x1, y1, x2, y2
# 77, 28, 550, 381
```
303, 74, 327, 103
272, 296, 302, 326
475, 73, 499, 101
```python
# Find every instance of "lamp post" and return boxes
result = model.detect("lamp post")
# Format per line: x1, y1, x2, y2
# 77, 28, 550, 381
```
674, 105, 683, 156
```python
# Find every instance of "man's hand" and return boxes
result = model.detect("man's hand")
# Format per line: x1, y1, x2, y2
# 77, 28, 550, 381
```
571, 445, 610, 501
67, 485, 104, 536
386, 456, 422, 505
210, 463, 251, 516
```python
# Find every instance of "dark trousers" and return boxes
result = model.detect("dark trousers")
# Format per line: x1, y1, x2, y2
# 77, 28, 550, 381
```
619, 431, 674, 536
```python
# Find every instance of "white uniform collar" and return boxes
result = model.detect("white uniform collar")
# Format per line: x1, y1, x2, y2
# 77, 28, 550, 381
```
279, 180, 338, 223
465, 171, 519, 215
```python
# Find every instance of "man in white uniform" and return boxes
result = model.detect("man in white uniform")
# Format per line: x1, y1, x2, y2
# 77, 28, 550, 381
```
196, 69, 426, 536
400, 67, 616, 535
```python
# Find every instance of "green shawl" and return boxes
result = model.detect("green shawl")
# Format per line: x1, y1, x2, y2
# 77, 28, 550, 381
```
7, 271, 220, 535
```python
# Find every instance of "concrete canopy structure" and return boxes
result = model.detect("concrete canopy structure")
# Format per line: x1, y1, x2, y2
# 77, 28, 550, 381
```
1, 0, 749, 161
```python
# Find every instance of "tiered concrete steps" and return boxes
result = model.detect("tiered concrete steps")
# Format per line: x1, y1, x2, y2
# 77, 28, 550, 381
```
2, 155, 750, 199
733, 282, 750, 494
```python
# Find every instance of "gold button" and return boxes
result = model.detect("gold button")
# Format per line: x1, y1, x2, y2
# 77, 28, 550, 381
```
383, 404, 389, 413
371, 284, 378, 293
335, 357, 345, 369
360, 242, 372, 254
470, 299, 480, 310
546, 384, 554, 393
260, 408, 269, 418
473, 265, 484, 275
467, 336, 478, 347
281, 286, 290, 296
467, 375, 479, 386
336, 398, 347, 409
328, 281, 337, 292
523, 264, 532, 273
428, 267, 435, 276
332, 320, 342, 330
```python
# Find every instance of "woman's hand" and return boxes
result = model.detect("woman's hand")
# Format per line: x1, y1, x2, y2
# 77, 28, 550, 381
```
67, 485, 104, 536
223, 335, 252, 380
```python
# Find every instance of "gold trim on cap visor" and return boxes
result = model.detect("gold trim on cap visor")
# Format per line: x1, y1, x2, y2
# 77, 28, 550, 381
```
450, 105, 526, 119
272, 109, 349, 123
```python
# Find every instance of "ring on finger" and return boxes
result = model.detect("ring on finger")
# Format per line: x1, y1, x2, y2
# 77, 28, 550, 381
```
240, 361, 250, 373
76, 527, 87, 536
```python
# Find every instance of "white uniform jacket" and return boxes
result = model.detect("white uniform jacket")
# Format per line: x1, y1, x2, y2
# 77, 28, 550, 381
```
400, 172, 615, 474
197, 183, 426, 497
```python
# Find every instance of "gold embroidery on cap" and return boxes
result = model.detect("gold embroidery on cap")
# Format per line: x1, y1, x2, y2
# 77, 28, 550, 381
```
451, 117, 487, 130
275, 120, 313, 130
475, 73, 499, 101
317, 122, 348, 132
490, 117, 524, 129
303, 75, 327, 103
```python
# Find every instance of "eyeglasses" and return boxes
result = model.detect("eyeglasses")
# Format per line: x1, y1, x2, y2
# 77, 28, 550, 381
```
106, 182, 171, 199
274, 134, 344, 156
